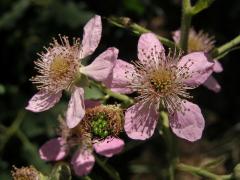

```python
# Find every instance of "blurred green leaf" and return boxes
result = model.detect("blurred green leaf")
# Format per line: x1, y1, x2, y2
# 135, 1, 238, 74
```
0, 0, 30, 29
191, 0, 215, 15
123, 0, 145, 15
0, 84, 6, 95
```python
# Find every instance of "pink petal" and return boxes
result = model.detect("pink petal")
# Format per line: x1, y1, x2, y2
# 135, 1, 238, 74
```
80, 47, 118, 82
178, 52, 214, 87
138, 33, 165, 66
66, 87, 85, 128
39, 137, 68, 161
124, 101, 159, 140
71, 149, 95, 176
80, 15, 102, 58
203, 75, 221, 93
172, 30, 180, 44
25, 91, 62, 112
108, 59, 135, 94
93, 137, 124, 157
213, 60, 223, 73
170, 101, 205, 142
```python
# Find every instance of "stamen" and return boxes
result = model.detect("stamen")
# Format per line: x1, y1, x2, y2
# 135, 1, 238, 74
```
31, 35, 80, 93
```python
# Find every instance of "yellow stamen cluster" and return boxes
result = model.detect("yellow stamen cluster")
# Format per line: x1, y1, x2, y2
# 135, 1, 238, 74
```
31, 35, 80, 93
188, 28, 215, 53
128, 48, 194, 114
11, 166, 39, 180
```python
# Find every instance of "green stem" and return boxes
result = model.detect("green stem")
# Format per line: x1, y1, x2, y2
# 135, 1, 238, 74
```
107, 17, 178, 50
91, 80, 134, 106
179, 0, 192, 52
0, 110, 26, 152
160, 111, 178, 180
212, 35, 240, 59
176, 163, 233, 180
95, 156, 121, 180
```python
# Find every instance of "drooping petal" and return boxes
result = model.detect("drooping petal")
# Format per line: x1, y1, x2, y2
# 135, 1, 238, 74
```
213, 60, 223, 73
172, 30, 180, 44
107, 59, 135, 94
66, 87, 85, 128
80, 15, 102, 59
203, 75, 221, 93
170, 101, 205, 142
39, 137, 68, 161
80, 47, 118, 82
71, 149, 95, 176
93, 137, 124, 157
26, 91, 62, 112
124, 100, 159, 140
178, 52, 214, 87
138, 33, 165, 65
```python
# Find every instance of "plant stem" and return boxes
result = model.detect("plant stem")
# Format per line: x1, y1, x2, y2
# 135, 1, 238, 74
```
95, 156, 121, 180
176, 163, 233, 179
91, 80, 134, 106
179, 0, 192, 52
107, 17, 178, 50
0, 110, 26, 152
160, 111, 178, 180
212, 34, 240, 59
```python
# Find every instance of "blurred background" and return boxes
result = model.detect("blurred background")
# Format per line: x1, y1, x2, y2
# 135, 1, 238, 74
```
0, 0, 240, 179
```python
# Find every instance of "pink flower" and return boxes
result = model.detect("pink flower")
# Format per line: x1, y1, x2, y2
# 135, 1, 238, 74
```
39, 103, 124, 176
39, 136, 124, 176
26, 15, 118, 128
172, 29, 223, 93
109, 33, 214, 141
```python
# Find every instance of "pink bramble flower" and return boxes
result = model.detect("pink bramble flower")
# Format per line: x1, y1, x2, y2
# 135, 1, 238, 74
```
26, 15, 118, 128
109, 33, 214, 142
39, 104, 124, 176
172, 28, 223, 93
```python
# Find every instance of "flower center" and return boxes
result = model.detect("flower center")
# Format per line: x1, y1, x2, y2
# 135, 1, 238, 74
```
91, 114, 110, 138
49, 56, 71, 80
149, 69, 175, 95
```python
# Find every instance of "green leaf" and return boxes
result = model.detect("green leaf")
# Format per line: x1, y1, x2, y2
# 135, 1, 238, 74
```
191, 0, 215, 15
49, 163, 71, 180
84, 84, 105, 100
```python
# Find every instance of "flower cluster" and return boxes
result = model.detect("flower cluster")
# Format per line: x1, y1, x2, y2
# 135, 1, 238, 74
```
26, 15, 220, 176
39, 104, 124, 176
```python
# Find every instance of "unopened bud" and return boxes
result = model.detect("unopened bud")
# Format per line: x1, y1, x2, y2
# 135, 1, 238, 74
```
11, 165, 43, 180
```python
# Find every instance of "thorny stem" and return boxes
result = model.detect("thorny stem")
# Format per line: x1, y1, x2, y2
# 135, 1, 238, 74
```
107, 17, 178, 50
179, 0, 192, 52
176, 163, 233, 180
212, 34, 240, 59
95, 156, 121, 180
0, 110, 26, 152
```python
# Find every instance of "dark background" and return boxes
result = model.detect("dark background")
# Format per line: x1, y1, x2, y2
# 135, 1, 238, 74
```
0, 0, 240, 179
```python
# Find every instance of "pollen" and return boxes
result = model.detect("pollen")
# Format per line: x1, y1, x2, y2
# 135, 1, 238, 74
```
149, 69, 175, 95
49, 57, 72, 80
31, 35, 80, 93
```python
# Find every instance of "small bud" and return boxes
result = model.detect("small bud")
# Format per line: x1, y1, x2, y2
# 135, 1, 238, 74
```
11, 165, 42, 180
